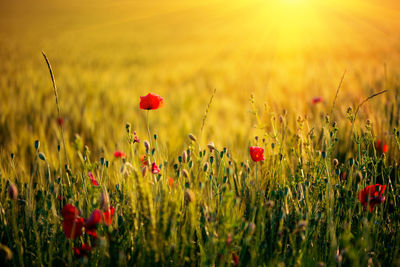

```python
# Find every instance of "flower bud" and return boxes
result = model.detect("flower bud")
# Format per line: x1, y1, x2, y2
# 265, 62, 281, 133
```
34, 140, 40, 149
332, 158, 339, 168
38, 152, 46, 161
8, 184, 18, 200
144, 140, 150, 154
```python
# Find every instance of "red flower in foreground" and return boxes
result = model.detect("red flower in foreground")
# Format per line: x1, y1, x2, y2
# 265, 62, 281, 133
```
85, 209, 102, 237
358, 184, 386, 212
312, 97, 323, 104
151, 163, 160, 174
139, 93, 164, 110
114, 150, 126, 158
103, 207, 115, 225
232, 252, 239, 267
249, 146, 265, 162
88, 172, 99, 186
73, 243, 91, 258
62, 204, 84, 239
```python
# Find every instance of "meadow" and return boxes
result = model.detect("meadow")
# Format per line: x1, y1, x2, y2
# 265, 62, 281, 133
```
1, 0, 400, 266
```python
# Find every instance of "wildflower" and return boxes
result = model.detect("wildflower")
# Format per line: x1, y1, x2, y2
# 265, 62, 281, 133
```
312, 97, 323, 104
103, 207, 115, 225
151, 163, 160, 174
140, 155, 149, 167
88, 172, 99, 186
133, 131, 140, 143
249, 146, 265, 162
57, 117, 64, 126
85, 209, 102, 237
8, 184, 18, 200
232, 253, 239, 267
114, 150, 126, 158
168, 177, 174, 187
139, 93, 164, 110
358, 184, 386, 212
62, 204, 84, 239
376, 139, 389, 154
73, 243, 91, 258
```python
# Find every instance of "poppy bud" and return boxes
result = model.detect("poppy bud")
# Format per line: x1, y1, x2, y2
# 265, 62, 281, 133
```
8, 184, 18, 200
182, 151, 187, 163
34, 140, 40, 149
100, 191, 110, 210
38, 152, 46, 161
332, 158, 339, 168
188, 133, 197, 142
203, 162, 209, 172
126, 122, 131, 133
144, 140, 150, 154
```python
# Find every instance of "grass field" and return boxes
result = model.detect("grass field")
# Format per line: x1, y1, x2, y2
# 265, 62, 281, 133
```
1, 0, 400, 266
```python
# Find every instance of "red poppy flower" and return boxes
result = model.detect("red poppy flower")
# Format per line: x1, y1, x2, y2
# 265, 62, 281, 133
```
232, 253, 239, 267
151, 163, 160, 174
358, 184, 386, 212
114, 150, 126, 158
340, 172, 347, 181
133, 131, 140, 143
62, 204, 80, 220
168, 177, 174, 187
85, 209, 102, 237
57, 195, 66, 201
62, 205, 84, 239
376, 139, 389, 154
140, 155, 149, 167
88, 172, 99, 186
312, 97, 323, 104
249, 146, 265, 162
139, 93, 164, 110
73, 243, 91, 258
57, 117, 64, 126
103, 207, 115, 225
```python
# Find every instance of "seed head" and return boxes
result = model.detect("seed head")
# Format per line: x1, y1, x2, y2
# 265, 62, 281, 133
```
207, 142, 215, 152
182, 169, 189, 178
184, 189, 195, 203
141, 166, 148, 177
99, 191, 110, 210
144, 140, 150, 154
182, 151, 188, 163
188, 133, 197, 142
332, 158, 339, 168
8, 184, 18, 200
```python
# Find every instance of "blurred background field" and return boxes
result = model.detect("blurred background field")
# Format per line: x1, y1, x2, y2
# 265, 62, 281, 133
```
0, 0, 400, 177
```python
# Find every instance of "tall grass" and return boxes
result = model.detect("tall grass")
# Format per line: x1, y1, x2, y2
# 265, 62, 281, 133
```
0, 55, 399, 266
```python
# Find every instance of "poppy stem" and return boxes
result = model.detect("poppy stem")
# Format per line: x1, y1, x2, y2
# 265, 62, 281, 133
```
146, 110, 152, 148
